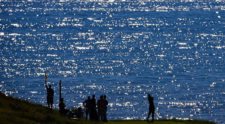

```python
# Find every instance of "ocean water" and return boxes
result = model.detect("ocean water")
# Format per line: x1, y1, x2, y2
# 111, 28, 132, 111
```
0, 0, 225, 123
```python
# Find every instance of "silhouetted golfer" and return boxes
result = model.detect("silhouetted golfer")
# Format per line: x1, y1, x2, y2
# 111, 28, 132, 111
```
146, 94, 155, 122
83, 96, 91, 120
46, 84, 54, 109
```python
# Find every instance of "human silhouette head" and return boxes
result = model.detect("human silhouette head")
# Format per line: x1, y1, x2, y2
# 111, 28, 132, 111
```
103, 95, 106, 99
100, 95, 103, 99
148, 94, 154, 100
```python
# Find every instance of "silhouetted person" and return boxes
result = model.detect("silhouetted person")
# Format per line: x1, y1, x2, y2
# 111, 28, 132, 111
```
59, 98, 66, 114
77, 107, 83, 119
102, 95, 108, 122
45, 84, 54, 109
146, 94, 155, 122
90, 95, 98, 120
83, 96, 91, 120
97, 95, 104, 121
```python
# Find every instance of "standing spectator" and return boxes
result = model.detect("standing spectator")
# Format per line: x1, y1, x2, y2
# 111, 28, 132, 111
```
102, 95, 108, 122
90, 95, 98, 120
45, 84, 54, 109
59, 98, 66, 114
146, 94, 155, 122
44, 72, 54, 109
83, 96, 91, 120
97, 95, 104, 121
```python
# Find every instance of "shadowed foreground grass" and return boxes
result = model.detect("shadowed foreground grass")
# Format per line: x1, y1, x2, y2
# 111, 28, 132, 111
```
0, 93, 215, 124
0, 93, 78, 124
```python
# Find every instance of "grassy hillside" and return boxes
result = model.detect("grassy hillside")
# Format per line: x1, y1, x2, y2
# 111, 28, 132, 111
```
0, 93, 78, 124
0, 93, 215, 124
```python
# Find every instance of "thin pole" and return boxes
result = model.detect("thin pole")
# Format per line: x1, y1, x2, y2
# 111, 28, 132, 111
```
45, 72, 48, 86
59, 80, 62, 100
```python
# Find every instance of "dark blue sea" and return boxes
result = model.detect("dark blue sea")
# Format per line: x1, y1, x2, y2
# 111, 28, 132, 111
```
0, 0, 225, 123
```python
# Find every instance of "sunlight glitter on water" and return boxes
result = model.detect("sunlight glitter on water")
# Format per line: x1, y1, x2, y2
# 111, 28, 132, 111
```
1, 1, 225, 123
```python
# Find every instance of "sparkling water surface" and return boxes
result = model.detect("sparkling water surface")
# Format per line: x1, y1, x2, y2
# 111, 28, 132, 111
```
0, 0, 225, 123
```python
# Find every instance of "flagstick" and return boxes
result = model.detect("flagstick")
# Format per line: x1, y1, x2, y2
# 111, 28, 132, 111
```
59, 80, 62, 100
45, 72, 48, 87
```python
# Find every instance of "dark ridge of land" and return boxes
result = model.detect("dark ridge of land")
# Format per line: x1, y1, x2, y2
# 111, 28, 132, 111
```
0, 92, 215, 124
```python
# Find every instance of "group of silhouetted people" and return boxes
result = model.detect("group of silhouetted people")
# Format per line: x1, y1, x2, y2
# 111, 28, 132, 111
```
83, 95, 108, 122
44, 74, 156, 122
45, 85, 154, 122
45, 86, 154, 122
44, 74, 109, 121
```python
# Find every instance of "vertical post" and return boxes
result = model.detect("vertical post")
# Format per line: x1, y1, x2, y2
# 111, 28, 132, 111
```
59, 80, 62, 100
45, 72, 48, 86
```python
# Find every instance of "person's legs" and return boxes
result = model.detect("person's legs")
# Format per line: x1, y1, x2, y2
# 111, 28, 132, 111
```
146, 110, 150, 121
85, 110, 88, 120
47, 96, 50, 108
50, 103, 53, 109
103, 110, 107, 122
50, 97, 53, 109
152, 111, 154, 122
